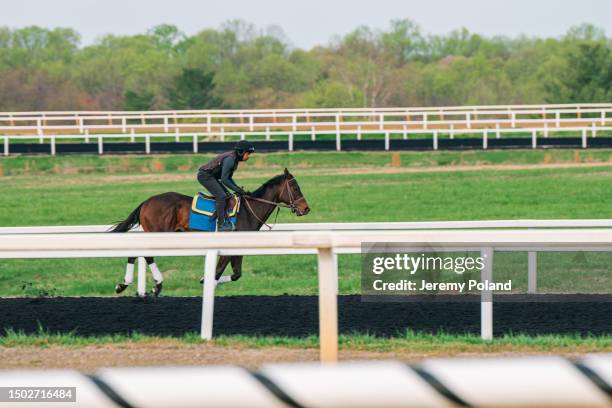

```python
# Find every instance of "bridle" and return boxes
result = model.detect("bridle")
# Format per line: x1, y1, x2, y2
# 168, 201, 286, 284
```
242, 177, 306, 230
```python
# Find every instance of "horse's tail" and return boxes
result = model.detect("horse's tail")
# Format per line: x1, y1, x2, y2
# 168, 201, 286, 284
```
109, 201, 145, 233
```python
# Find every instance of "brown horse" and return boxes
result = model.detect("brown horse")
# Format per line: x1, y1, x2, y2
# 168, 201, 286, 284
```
110, 168, 310, 296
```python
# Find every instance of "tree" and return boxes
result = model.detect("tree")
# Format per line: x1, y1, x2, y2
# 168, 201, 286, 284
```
545, 42, 612, 102
148, 24, 184, 56
124, 90, 155, 110
167, 68, 222, 109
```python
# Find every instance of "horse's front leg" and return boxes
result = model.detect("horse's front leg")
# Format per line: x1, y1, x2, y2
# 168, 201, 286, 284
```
229, 256, 243, 281
200, 256, 232, 284
215, 256, 232, 280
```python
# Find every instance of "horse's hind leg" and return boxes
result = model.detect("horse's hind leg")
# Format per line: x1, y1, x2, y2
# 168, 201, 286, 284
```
146, 256, 164, 297
115, 257, 136, 294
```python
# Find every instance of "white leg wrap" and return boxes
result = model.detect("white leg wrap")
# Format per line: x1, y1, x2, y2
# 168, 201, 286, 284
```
149, 263, 164, 283
216, 276, 232, 284
124, 263, 134, 284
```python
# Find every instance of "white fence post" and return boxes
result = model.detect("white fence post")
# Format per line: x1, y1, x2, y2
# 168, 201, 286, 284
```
532, 130, 537, 149
37, 119, 43, 143
423, 113, 428, 129
130, 128, 135, 143
175, 127, 180, 143
98, 136, 103, 155
402, 125, 408, 140
379, 114, 384, 131
121, 117, 126, 133
201, 250, 219, 340
480, 246, 494, 340
483, 129, 488, 150
495, 123, 500, 139
356, 125, 362, 141
193, 134, 198, 153
318, 248, 338, 363
137, 257, 146, 297
310, 126, 316, 141
50, 135, 56, 156
335, 113, 341, 143
336, 131, 341, 151
2, 137, 7, 156
466, 112, 471, 129
556, 111, 560, 128
163, 117, 169, 133
266, 127, 271, 141
450, 124, 454, 140
544, 123, 548, 138
433, 131, 438, 150
528, 251, 537, 294
384, 131, 390, 151
145, 134, 150, 154
582, 128, 587, 149
591, 123, 597, 138
288, 132, 294, 152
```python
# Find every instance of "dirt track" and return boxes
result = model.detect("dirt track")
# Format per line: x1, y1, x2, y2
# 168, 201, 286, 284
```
1, 295, 610, 337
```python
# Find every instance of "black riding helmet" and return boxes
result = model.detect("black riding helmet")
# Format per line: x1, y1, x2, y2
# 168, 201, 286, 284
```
234, 140, 255, 158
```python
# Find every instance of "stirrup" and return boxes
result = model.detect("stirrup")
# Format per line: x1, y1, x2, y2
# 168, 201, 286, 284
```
217, 219, 234, 232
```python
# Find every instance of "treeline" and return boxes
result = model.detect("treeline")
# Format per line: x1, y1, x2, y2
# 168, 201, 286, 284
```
0, 20, 610, 111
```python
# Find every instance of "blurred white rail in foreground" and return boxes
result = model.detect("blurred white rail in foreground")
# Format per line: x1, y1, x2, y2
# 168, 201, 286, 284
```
0, 355, 611, 407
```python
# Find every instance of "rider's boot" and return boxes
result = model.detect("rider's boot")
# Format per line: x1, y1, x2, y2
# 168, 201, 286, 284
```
217, 217, 233, 232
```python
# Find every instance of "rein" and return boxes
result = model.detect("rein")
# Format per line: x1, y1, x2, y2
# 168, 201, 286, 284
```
241, 177, 304, 230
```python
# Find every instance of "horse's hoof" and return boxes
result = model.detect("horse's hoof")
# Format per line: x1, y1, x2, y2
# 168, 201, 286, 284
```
115, 283, 128, 294
199, 277, 204, 284
151, 282, 163, 297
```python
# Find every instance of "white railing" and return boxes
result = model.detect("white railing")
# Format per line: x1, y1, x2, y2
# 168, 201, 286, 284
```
1, 228, 611, 362
1, 124, 610, 156
1, 356, 611, 407
2, 219, 611, 234
0, 103, 610, 155
1, 220, 610, 298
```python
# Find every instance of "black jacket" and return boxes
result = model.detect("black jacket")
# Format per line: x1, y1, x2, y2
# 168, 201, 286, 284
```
198, 151, 244, 193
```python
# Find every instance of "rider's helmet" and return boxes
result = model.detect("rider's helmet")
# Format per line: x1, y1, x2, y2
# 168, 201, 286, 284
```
234, 140, 255, 158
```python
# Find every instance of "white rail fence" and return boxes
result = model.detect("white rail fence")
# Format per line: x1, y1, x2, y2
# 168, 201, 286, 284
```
1, 103, 611, 155
0, 228, 611, 362
1, 356, 612, 407
1, 220, 610, 296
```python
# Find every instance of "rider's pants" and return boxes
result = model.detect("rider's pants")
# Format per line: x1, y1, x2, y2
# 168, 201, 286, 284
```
197, 170, 229, 222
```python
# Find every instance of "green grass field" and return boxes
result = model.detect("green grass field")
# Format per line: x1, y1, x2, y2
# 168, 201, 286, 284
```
2, 328, 610, 354
1, 149, 612, 297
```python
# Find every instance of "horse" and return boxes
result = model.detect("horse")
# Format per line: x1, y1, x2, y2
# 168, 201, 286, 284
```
109, 168, 310, 296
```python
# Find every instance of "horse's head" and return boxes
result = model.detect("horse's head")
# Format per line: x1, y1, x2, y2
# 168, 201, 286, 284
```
278, 168, 310, 216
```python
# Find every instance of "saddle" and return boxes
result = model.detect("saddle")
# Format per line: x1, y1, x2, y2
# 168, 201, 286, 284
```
189, 193, 240, 232
194, 192, 240, 219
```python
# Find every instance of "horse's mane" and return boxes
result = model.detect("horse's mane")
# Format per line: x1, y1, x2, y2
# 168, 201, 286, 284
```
251, 174, 286, 198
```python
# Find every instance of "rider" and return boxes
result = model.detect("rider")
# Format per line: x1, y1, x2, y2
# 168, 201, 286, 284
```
197, 140, 255, 231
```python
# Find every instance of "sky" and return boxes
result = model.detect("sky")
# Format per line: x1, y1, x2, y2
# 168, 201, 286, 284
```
2, 0, 611, 48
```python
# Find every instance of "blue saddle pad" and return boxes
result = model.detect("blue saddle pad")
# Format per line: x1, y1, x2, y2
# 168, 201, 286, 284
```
188, 194, 239, 231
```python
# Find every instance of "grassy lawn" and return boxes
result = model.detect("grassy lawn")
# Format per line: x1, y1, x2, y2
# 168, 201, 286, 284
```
1, 329, 610, 354
0, 150, 611, 297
